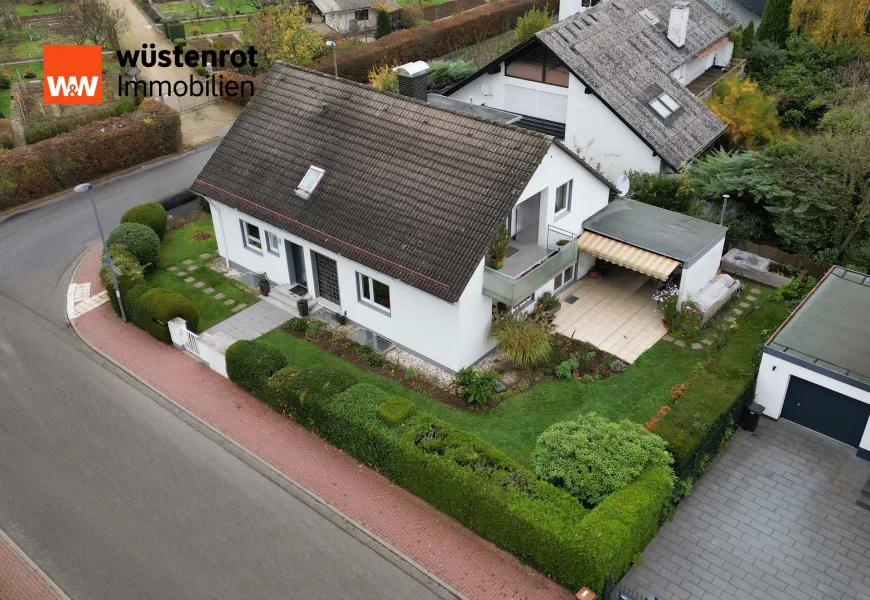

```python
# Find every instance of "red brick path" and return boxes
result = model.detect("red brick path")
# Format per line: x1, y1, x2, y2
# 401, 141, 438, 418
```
73, 245, 572, 600
0, 534, 64, 600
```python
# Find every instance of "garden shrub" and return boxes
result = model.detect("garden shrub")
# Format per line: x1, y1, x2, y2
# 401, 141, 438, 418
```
453, 366, 498, 405
377, 396, 417, 426
99, 244, 146, 318
0, 119, 14, 149
106, 222, 161, 272
23, 101, 138, 145
124, 282, 152, 329
489, 313, 552, 368
217, 71, 261, 107
555, 357, 578, 379
226, 340, 288, 395
121, 203, 168, 240
772, 276, 817, 306
514, 5, 551, 42
532, 413, 673, 506
136, 288, 199, 343
263, 366, 357, 424
285, 316, 310, 333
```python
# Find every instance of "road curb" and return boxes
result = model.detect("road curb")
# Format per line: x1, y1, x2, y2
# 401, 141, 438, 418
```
67, 243, 467, 600
0, 526, 72, 600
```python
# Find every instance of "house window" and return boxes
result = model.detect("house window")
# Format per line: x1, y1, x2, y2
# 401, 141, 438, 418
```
554, 180, 572, 215
355, 8, 369, 20
295, 166, 325, 199
505, 44, 569, 88
241, 220, 261, 251
648, 91, 681, 120
357, 272, 391, 312
554, 265, 574, 290
266, 231, 280, 255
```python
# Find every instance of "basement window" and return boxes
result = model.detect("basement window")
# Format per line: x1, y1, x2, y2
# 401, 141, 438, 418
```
648, 91, 681, 120
295, 166, 325, 199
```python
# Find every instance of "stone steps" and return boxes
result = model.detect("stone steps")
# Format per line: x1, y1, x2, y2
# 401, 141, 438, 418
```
261, 285, 318, 316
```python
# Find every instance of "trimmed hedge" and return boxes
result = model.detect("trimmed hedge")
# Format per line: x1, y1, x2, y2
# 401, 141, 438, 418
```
0, 119, 14, 149
0, 100, 181, 212
226, 340, 289, 395
23, 100, 137, 144
106, 222, 161, 272
99, 244, 145, 318
121, 203, 168, 240
310, 0, 557, 82
376, 396, 417, 426
262, 366, 358, 425
137, 288, 200, 343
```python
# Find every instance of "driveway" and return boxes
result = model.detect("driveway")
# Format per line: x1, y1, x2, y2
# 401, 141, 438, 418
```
622, 419, 870, 600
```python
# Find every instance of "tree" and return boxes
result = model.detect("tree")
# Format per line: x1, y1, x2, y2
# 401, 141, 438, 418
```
242, 5, 325, 67
186, 0, 209, 21
68, 0, 128, 48
705, 73, 783, 149
375, 8, 391, 38
514, 5, 551, 42
757, 0, 792, 45
367, 63, 397, 91
790, 0, 870, 47
627, 171, 703, 215
743, 20, 756, 49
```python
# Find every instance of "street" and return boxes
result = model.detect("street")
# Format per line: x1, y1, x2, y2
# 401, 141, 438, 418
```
0, 148, 452, 600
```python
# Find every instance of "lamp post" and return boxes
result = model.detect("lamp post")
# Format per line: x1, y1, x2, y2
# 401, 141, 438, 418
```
75, 183, 127, 322
325, 40, 337, 77
719, 194, 730, 226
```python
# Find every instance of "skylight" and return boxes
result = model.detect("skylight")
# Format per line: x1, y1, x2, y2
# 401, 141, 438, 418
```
295, 166, 325, 199
649, 92, 681, 119
639, 8, 659, 25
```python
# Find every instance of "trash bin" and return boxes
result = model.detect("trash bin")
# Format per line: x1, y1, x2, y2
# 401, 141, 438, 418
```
743, 402, 765, 432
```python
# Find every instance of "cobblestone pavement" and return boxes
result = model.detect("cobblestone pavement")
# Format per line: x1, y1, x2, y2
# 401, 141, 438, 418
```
622, 418, 870, 600
0, 529, 66, 600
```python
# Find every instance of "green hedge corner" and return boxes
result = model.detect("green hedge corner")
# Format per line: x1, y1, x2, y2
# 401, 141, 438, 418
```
376, 396, 417, 427
106, 222, 161, 272
226, 340, 288, 396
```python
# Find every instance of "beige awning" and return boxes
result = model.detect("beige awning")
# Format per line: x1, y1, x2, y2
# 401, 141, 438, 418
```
578, 232, 680, 280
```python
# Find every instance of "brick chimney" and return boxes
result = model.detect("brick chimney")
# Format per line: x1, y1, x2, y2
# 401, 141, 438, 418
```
667, 1, 690, 48
393, 61, 430, 102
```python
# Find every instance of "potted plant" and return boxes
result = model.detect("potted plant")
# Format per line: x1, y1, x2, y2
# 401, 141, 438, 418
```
535, 291, 561, 317
296, 295, 309, 317
257, 272, 270, 296
652, 285, 679, 328
488, 225, 510, 270
556, 239, 569, 247
23, 68, 35, 79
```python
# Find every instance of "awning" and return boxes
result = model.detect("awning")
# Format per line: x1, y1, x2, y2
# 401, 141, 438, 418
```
578, 232, 680, 280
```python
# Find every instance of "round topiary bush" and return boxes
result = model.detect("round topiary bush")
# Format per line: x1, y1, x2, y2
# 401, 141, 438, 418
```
226, 340, 288, 396
106, 222, 161, 272
121, 203, 168, 240
137, 288, 199, 343
531, 413, 673, 507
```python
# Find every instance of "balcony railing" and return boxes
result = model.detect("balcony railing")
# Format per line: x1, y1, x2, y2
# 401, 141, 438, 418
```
483, 225, 578, 307
688, 58, 747, 100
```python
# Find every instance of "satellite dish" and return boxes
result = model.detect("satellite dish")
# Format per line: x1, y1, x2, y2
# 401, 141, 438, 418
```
616, 174, 630, 197
481, 82, 492, 97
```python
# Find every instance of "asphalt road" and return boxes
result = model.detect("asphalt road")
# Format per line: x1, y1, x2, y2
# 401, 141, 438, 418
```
0, 148, 452, 600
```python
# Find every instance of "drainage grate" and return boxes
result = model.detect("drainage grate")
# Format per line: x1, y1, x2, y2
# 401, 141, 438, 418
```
565, 295, 580, 304
351, 328, 394, 354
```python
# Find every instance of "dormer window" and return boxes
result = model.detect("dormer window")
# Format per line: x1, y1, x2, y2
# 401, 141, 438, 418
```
648, 92, 681, 120
295, 166, 325, 199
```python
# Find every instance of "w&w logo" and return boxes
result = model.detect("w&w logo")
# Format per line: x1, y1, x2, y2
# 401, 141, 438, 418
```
43, 45, 103, 104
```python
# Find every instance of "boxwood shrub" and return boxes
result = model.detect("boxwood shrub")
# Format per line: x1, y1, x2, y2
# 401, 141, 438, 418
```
376, 396, 417, 427
121, 203, 168, 240
106, 222, 161, 272
226, 340, 288, 395
262, 366, 358, 426
99, 244, 145, 318
137, 288, 200, 343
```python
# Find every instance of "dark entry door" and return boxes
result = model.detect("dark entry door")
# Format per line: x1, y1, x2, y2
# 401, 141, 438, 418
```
781, 377, 870, 447
313, 252, 340, 305
286, 241, 307, 289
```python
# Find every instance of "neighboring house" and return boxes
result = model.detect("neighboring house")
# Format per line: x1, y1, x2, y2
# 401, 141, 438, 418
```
755, 267, 870, 461
310, 0, 397, 34
191, 63, 614, 372
444, 0, 739, 184
702, 0, 763, 26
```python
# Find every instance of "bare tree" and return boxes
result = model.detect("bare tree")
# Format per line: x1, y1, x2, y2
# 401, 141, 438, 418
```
68, 0, 128, 49
187, 0, 209, 21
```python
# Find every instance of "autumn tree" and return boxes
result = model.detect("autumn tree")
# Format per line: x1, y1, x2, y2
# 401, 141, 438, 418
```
705, 73, 784, 149
515, 6, 551, 42
790, 0, 870, 48
242, 5, 325, 67
68, 0, 128, 48
757, 0, 792, 45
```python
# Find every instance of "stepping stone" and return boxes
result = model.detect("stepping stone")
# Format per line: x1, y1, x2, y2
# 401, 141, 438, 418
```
733, 309, 743, 315
199, 253, 211, 259
725, 316, 736, 323
739, 302, 750, 308
746, 295, 757, 301
167, 265, 178, 272
182, 259, 194, 265
184, 277, 195, 283
673, 339, 686, 347
691, 342, 703, 350
214, 292, 225, 300
751, 287, 761, 294
187, 265, 199, 271
663, 334, 674, 342
224, 298, 236, 305
702, 339, 714, 345
176, 271, 187, 277
204, 287, 215, 294
231, 303, 247, 313
193, 281, 205, 288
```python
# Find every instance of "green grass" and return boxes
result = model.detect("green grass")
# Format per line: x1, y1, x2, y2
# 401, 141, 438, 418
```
6, 60, 44, 79
184, 16, 249, 35
13, 2, 68, 16
213, 0, 256, 14
0, 89, 9, 119
146, 214, 260, 331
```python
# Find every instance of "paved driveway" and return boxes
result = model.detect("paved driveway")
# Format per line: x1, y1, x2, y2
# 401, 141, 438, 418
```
622, 419, 870, 600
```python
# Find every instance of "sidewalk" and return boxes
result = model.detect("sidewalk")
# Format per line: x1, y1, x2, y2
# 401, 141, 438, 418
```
71, 244, 572, 600
0, 529, 67, 600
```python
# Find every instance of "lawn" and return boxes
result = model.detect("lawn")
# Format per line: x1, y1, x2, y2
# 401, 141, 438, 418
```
13, 2, 68, 16
5, 60, 44, 79
148, 214, 260, 331
185, 17, 249, 35
0, 89, 9, 119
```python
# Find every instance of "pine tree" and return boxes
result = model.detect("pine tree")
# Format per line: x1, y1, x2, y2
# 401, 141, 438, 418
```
375, 9, 391, 39
743, 20, 756, 49
757, 0, 792, 46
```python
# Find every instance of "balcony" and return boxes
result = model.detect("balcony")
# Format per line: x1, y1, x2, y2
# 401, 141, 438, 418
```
483, 226, 578, 307
687, 59, 747, 100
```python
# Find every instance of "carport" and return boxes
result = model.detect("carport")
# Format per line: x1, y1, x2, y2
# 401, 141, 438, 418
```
755, 266, 870, 460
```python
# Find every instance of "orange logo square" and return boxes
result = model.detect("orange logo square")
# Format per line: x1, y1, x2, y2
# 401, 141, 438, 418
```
43, 45, 102, 104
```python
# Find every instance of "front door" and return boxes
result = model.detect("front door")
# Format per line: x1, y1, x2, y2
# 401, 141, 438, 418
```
286, 241, 307, 289
313, 252, 340, 306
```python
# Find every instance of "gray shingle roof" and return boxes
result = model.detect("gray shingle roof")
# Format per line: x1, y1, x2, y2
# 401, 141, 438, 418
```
312, 0, 396, 13
191, 63, 553, 303
536, 0, 729, 168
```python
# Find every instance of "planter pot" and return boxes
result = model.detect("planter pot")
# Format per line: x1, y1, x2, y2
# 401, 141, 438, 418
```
489, 257, 504, 270
297, 298, 309, 317
258, 279, 271, 296
588, 271, 599, 279
661, 318, 669, 329
23, 73, 35, 79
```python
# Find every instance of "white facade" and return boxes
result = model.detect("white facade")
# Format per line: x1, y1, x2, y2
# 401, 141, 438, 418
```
679, 237, 725, 300
324, 8, 376, 34
671, 39, 734, 86
755, 353, 870, 454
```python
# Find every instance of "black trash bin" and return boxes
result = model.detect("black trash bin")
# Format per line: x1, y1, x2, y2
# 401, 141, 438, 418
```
743, 402, 765, 432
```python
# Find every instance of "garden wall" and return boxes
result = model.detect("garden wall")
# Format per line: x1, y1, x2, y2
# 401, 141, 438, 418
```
0, 100, 181, 212
737, 240, 831, 279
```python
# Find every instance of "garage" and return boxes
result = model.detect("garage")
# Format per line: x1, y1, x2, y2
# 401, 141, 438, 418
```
754, 266, 870, 460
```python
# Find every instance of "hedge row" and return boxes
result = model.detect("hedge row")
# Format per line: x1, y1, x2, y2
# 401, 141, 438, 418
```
228, 348, 675, 591
0, 100, 181, 212
0, 119, 14, 149
394, 0, 487, 25
310, 0, 557, 82
24, 99, 137, 145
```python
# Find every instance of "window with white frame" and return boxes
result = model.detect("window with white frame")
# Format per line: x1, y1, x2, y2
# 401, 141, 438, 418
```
295, 166, 325, 199
266, 231, 280, 255
555, 180, 572, 215
357, 272, 391, 312
553, 265, 574, 290
648, 92, 681, 120
241, 220, 261, 250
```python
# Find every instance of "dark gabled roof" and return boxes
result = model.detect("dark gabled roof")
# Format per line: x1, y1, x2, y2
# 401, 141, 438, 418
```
312, 0, 397, 12
767, 267, 870, 389
583, 199, 726, 265
191, 63, 553, 303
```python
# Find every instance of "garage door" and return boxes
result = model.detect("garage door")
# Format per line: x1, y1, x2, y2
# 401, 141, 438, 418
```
781, 377, 870, 447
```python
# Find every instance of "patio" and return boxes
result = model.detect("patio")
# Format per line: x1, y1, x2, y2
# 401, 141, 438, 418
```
553, 267, 666, 363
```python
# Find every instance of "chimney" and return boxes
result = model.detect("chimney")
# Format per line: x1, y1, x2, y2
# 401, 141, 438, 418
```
667, 1, 690, 48
393, 61, 430, 101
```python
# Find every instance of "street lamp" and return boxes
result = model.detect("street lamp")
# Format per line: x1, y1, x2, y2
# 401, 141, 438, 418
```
75, 183, 127, 322
325, 40, 337, 77
719, 194, 730, 226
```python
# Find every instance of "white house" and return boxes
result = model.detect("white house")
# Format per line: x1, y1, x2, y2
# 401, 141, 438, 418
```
191, 63, 615, 372
444, 0, 736, 184
754, 267, 870, 461
310, 0, 397, 34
